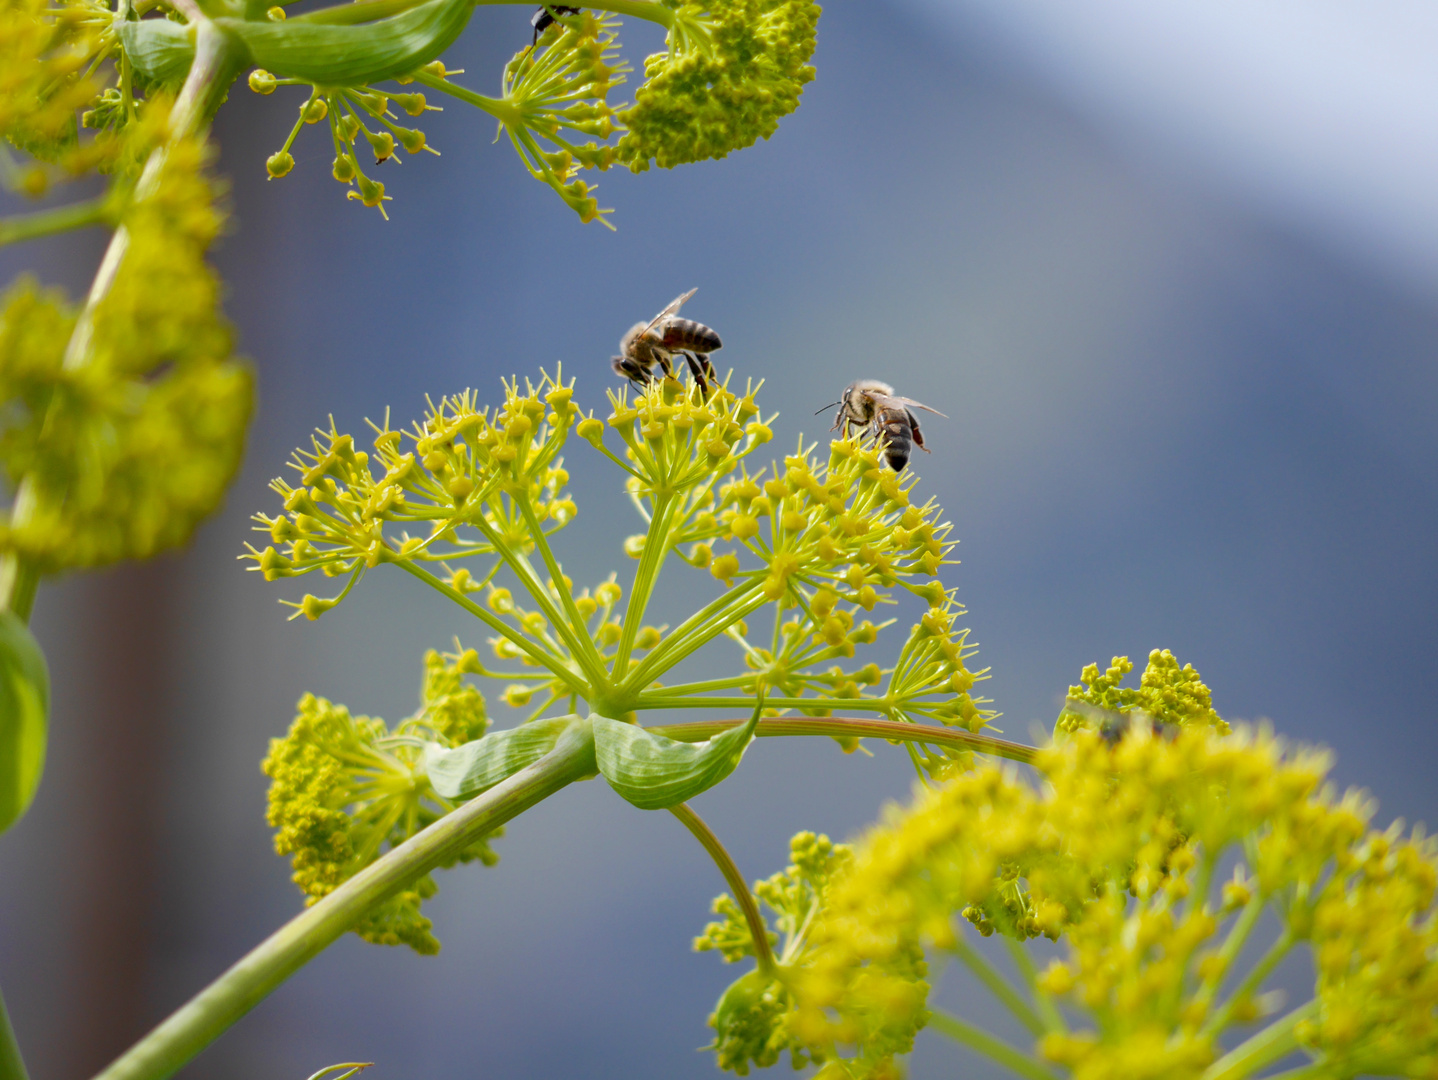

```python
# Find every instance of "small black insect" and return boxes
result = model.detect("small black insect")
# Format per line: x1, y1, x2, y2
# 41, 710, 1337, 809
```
530, 4, 580, 46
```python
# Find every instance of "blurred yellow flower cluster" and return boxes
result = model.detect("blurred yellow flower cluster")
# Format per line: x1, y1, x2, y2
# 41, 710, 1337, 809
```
717, 665, 1438, 1080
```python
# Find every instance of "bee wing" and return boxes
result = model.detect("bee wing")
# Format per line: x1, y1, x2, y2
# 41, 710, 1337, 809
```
896, 397, 948, 419
638, 288, 697, 338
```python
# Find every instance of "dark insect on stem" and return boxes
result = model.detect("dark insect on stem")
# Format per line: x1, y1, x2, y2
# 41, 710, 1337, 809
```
530, 4, 581, 46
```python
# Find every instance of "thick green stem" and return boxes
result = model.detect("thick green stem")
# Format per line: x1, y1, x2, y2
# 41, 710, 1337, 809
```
1201, 1000, 1319, 1080
946, 935, 1046, 1038
613, 493, 678, 675
927, 1009, 1059, 1080
669, 803, 776, 976
650, 716, 1039, 766
0, 986, 30, 1080
0, 18, 242, 617
93, 725, 596, 1080
0, 194, 115, 248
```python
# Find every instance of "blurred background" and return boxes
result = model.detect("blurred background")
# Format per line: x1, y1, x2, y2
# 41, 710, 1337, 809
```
3, 0, 1438, 1076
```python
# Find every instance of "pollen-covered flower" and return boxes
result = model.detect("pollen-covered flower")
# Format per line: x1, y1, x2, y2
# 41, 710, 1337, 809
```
262, 649, 496, 954
781, 708, 1438, 1080
617, 0, 821, 172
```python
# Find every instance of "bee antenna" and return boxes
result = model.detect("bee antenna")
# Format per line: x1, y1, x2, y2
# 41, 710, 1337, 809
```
814, 401, 841, 415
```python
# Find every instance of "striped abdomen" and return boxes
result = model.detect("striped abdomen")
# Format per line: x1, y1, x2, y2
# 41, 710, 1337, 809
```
659, 318, 722, 354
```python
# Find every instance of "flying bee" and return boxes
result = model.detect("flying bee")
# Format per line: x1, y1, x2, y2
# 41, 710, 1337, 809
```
818, 379, 946, 471
529, 4, 580, 46
611, 288, 723, 393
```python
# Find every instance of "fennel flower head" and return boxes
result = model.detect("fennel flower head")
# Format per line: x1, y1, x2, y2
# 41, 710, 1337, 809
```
782, 656, 1438, 1079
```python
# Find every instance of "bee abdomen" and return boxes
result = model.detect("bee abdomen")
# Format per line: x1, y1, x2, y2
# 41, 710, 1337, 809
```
877, 414, 914, 470
660, 319, 722, 354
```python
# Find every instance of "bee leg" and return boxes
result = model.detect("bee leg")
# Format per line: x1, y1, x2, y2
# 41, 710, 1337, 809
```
907, 410, 930, 452
683, 352, 711, 394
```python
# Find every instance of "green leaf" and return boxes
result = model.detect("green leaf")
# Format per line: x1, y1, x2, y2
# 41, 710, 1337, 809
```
423, 715, 579, 801
592, 705, 762, 811
0, 609, 48, 833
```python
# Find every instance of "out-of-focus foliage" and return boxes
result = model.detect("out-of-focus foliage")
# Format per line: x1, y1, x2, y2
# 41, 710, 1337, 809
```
263, 649, 496, 954
775, 684, 1438, 1080
0, 113, 253, 572
0, 0, 117, 194
0, 608, 47, 833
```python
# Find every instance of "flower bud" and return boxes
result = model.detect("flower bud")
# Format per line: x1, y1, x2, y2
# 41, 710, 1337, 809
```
332, 153, 357, 183
248, 68, 277, 94
711, 553, 740, 584
595, 582, 622, 605
576, 417, 604, 445
266, 151, 294, 178
365, 129, 395, 163
730, 514, 759, 540
503, 685, 534, 707
266, 5, 285, 18
302, 97, 328, 124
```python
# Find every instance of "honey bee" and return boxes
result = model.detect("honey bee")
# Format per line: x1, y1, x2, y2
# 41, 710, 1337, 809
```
529, 4, 579, 46
819, 379, 946, 471
611, 288, 723, 392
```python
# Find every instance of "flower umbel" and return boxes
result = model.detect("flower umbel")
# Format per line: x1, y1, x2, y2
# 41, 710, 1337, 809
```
262, 648, 496, 954
696, 831, 853, 1074
617, 0, 821, 171
779, 688, 1437, 1080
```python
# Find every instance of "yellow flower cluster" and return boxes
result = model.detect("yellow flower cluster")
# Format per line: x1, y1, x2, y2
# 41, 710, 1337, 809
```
492, 11, 627, 224
617, 0, 821, 171
696, 831, 854, 1074
1059, 650, 1229, 736
600, 378, 993, 753
246, 371, 578, 618
262, 649, 495, 954
0, 114, 253, 573
779, 697, 1437, 1079
0, 0, 115, 193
